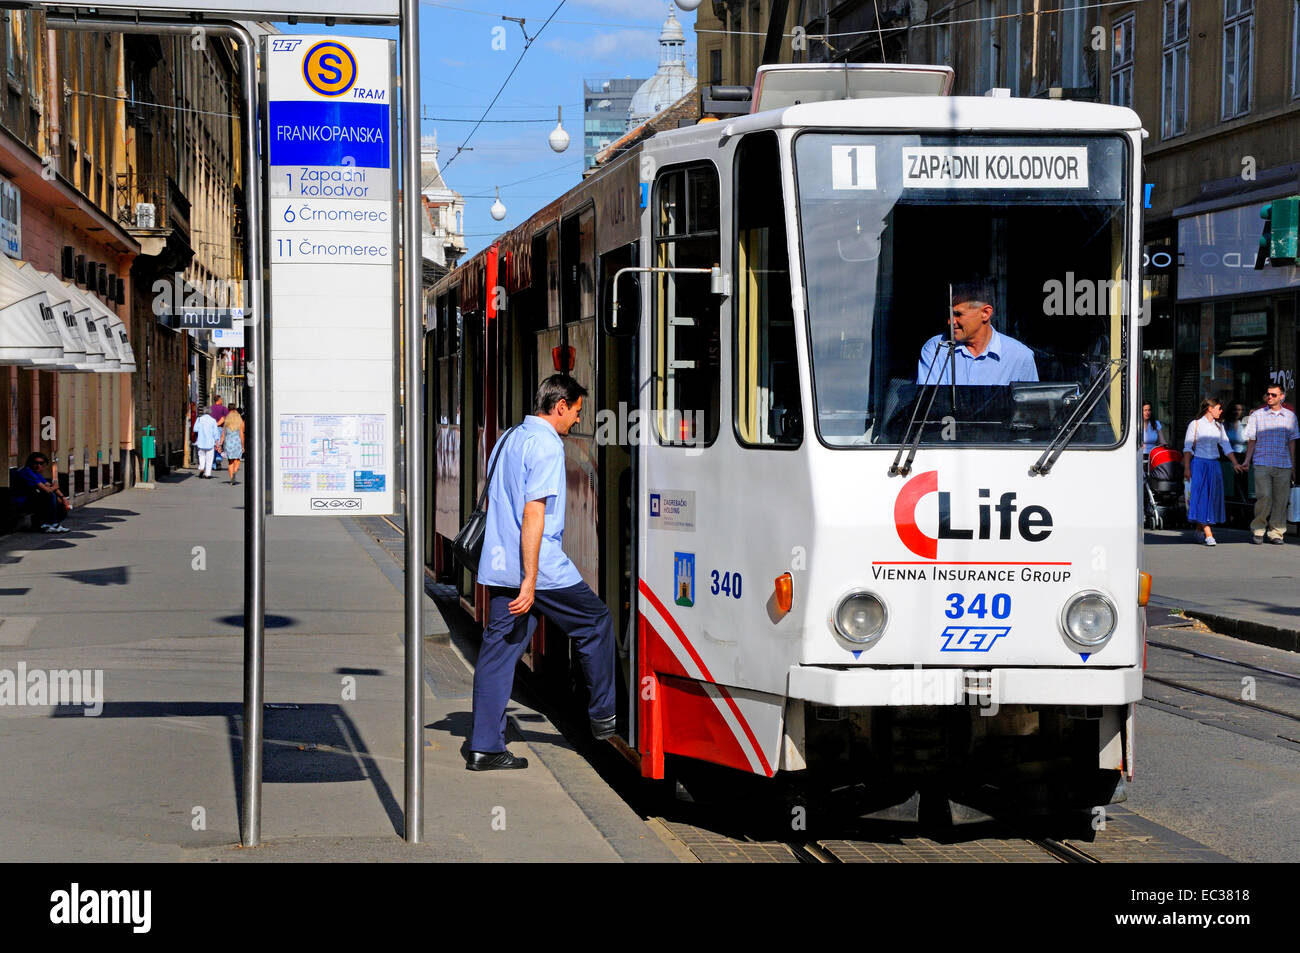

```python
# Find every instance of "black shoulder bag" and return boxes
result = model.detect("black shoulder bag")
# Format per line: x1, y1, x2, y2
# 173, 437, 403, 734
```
452, 425, 518, 572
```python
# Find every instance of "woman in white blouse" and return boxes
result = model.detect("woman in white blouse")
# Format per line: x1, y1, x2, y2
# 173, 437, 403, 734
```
1183, 397, 1246, 545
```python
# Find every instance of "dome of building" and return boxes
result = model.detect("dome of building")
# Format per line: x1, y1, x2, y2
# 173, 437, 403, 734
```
628, 9, 695, 127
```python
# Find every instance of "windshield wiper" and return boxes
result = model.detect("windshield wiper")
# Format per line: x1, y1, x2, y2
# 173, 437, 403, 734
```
1029, 357, 1126, 476
889, 341, 955, 477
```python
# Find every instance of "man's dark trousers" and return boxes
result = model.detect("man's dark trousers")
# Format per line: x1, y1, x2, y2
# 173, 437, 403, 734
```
471, 582, 616, 753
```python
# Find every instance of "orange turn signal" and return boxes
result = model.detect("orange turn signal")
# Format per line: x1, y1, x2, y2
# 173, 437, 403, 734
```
774, 573, 793, 614
1137, 571, 1152, 607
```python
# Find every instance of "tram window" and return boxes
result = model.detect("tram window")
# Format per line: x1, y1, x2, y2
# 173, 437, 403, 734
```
653, 163, 721, 448
735, 132, 802, 447
793, 133, 1130, 449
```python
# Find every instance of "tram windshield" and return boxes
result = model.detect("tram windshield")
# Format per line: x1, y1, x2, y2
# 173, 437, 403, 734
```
794, 133, 1130, 448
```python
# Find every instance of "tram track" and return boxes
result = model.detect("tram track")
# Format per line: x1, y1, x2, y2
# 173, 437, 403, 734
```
354, 518, 1239, 864
652, 816, 1117, 863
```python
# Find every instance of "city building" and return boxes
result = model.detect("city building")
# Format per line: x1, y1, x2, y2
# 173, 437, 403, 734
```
0, 12, 252, 520
628, 10, 695, 128
1, 17, 140, 507
119, 27, 249, 470
420, 133, 466, 287
1097, 0, 1299, 443
583, 77, 644, 171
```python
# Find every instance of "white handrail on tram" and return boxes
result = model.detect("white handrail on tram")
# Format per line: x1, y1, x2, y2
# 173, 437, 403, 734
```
610, 264, 729, 330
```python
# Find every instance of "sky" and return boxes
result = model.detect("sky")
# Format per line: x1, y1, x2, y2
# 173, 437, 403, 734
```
281, 1, 699, 257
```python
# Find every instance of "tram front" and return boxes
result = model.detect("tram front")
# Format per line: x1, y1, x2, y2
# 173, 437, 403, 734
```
788, 100, 1144, 811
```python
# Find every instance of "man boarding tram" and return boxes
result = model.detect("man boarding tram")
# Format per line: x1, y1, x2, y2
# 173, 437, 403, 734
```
466, 375, 618, 771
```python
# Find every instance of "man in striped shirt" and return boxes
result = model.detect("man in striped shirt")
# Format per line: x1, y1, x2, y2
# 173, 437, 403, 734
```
1243, 385, 1299, 544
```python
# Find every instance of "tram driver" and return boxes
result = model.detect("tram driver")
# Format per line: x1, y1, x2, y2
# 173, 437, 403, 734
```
916, 282, 1039, 386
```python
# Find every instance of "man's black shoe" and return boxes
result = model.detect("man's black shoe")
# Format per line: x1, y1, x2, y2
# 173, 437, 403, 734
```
591, 715, 617, 741
465, 750, 528, 771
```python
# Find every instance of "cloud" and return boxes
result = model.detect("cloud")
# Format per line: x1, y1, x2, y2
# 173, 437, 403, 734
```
441, 57, 468, 68
545, 29, 660, 63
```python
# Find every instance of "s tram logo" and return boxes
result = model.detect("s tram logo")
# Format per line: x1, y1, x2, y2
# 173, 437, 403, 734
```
893, 471, 1053, 559
303, 42, 358, 97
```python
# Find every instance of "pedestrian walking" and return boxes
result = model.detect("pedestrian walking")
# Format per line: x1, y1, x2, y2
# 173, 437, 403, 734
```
467, 374, 616, 771
192, 406, 220, 479
219, 407, 245, 486
1183, 397, 1246, 546
1243, 384, 1299, 544
210, 396, 228, 471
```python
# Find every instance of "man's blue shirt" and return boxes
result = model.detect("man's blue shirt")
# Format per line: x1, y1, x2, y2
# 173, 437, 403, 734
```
916, 328, 1039, 385
476, 416, 582, 590
11, 466, 46, 505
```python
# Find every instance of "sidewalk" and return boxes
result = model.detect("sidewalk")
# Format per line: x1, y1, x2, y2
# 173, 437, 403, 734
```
1145, 526, 1300, 652
0, 469, 675, 862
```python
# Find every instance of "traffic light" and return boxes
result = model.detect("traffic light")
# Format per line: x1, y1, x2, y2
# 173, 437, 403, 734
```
1258, 196, 1299, 268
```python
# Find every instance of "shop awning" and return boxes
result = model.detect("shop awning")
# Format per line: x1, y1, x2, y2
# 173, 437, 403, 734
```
109, 319, 137, 373
60, 283, 106, 370
1217, 344, 1266, 358
20, 267, 94, 371
91, 303, 132, 374
0, 253, 63, 367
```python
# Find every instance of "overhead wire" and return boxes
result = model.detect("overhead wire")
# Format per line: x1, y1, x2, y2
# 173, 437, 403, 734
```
439, 0, 569, 174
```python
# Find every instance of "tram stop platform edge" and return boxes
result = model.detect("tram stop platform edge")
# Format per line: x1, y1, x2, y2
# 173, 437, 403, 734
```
0, 469, 677, 862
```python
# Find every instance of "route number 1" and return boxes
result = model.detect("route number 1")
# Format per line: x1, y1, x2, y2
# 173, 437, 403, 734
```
832, 144, 877, 190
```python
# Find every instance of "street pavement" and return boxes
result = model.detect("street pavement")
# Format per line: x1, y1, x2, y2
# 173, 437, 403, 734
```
1145, 525, 1300, 650
0, 469, 675, 862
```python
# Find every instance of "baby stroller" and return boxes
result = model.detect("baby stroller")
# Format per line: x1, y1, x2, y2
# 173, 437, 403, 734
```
1144, 445, 1185, 529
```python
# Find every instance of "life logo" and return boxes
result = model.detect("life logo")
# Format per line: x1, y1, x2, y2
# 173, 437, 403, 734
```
893, 470, 1053, 559
302, 42, 358, 98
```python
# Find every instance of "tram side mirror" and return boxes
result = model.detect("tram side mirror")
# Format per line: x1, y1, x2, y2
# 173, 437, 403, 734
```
606, 272, 640, 337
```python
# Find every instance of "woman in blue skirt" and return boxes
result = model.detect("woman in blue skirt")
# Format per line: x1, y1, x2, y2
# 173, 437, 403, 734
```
1183, 397, 1246, 545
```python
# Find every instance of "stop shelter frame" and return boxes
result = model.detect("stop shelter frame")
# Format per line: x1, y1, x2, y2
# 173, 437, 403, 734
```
36, 0, 426, 848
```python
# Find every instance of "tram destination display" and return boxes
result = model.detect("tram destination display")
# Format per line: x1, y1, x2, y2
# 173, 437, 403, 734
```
265, 35, 397, 516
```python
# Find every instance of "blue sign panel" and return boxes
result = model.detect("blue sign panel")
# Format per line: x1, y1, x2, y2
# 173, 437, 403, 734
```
268, 101, 391, 169
353, 470, 386, 492
674, 552, 695, 608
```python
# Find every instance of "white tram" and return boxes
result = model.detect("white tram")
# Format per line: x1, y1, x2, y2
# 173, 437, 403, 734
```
428, 64, 1148, 813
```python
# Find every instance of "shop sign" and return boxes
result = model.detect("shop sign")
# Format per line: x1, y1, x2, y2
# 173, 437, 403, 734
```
1178, 203, 1300, 300
0, 177, 20, 258
1230, 311, 1267, 338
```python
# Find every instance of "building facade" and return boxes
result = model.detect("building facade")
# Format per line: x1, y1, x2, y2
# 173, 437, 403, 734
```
1098, 0, 1298, 453
583, 77, 644, 171
1, 12, 248, 519
629, 10, 696, 128
1, 17, 139, 507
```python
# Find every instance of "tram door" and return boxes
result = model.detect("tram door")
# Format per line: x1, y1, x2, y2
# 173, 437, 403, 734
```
599, 241, 638, 736
458, 302, 484, 605
636, 162, 723, 757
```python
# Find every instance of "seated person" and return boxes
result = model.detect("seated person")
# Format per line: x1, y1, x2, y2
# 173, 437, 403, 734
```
11, 452, 71, 533
917, 282, 1039, 386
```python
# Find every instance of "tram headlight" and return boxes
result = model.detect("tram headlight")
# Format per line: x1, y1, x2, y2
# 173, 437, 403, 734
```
1060, 590, 1118, 648
832, 590, 888, 645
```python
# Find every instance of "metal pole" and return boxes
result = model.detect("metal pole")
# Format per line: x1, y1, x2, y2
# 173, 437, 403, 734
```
400, 0, 425, 844
235, 25, 267, 850
49, 14, 268, 846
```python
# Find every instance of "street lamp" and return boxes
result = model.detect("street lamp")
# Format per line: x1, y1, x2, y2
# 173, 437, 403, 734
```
548, 105, 570, 153
490, 187, 507, 222
675, 0, 702, 10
